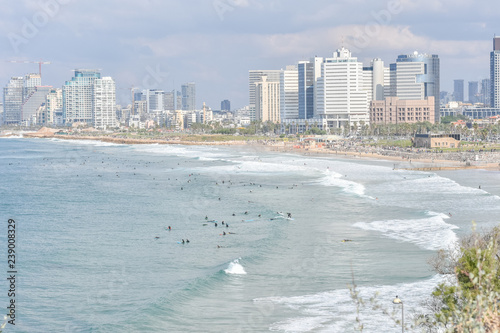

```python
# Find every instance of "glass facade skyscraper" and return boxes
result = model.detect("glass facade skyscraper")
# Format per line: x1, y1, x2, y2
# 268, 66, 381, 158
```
490, 37, 500, 108
393, 52, 440, 123
453, 79, 464, 102
298, 61, 314, 119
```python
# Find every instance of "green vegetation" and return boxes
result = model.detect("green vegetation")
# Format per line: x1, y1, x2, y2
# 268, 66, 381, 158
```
426, 225, 500, 331
349, 225, 500, 332
440, 115, 468, 124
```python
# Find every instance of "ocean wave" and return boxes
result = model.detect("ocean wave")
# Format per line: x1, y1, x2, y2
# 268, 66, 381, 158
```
353, 211, 458, 251
204, 160, 312, 175
224, 258, 247, 275
314, 170, 371, 198
256, 275, 444, 332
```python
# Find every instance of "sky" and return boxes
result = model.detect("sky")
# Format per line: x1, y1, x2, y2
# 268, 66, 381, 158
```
0, 0, 498, 110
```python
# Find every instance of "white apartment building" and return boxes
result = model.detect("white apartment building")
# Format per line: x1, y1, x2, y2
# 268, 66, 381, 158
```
63, 70, 101, 125
93, 77, 116, 129
315, 47, 369, 128
249, 70, 281, 121
255, 76, 280, 123
280, 65, 298, 120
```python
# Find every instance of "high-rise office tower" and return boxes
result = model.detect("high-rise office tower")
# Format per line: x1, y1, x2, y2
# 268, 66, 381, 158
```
23, 73, 41, 102
371, 58, 387, 101
22, 86, 52, 125
280, 65, 298, 120
143, 89, 164, 113
315, 47, 369, 128
468, 81, 479, 104
181, 82, 196, 111
490, 36, 500, 108
255, 76, 280, 123
45, 88, 63, 125
249, 70, 280, 121
481, 78, 491, 106
93, 77, 116, 129
391, 52, 440, 123
3, 77, 23, 125
220, 99, 231, 111
63, 69, 101, 125
298, 61, 314, 119
453, 79, 464, 102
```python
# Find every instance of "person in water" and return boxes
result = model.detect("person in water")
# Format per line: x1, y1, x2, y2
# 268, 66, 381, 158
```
168, 226, 171, 231
223, 231, 226, 235
215, 223, 218, 227
182, 239, 185, 244
186, 239, 190, 243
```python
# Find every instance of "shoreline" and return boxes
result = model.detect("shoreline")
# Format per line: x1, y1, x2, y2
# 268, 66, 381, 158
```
16, 131, 500, 171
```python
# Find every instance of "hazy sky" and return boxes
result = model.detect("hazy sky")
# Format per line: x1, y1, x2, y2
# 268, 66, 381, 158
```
0, 0, 498, 109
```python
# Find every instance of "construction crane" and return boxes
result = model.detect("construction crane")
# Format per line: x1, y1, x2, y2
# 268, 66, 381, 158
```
7, 59, 51, 76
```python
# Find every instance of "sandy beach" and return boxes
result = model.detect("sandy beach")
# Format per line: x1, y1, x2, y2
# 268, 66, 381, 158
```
15, 129, 500, 171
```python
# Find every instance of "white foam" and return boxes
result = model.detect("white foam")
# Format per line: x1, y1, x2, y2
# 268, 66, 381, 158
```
315, 170, 371, 198
257, 275, 445, 332
353, 211, 458, 251
48, 138, 123, 147
206, 160, 312, 175
133, 144, 224, 160
224, 258, 247, 275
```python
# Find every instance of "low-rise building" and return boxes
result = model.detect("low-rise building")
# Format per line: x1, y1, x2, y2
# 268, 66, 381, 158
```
370, 96, 435, 124
412, 133, 461, 148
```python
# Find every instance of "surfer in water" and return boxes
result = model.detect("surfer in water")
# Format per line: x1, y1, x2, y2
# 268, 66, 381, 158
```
182, 239, 185, 244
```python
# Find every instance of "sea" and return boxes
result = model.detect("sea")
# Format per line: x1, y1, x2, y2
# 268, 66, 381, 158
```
1, 136, 499, 332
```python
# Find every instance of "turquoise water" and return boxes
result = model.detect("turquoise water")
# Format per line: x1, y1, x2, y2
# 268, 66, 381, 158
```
0, 137, 499, 332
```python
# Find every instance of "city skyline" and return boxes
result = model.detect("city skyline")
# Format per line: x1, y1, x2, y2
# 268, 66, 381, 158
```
0, 1, 498, 109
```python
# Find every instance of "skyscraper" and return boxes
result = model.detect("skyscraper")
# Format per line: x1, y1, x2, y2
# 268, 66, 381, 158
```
298, 61, 314, 119
21, 86, 52, 125
280, 65, 298, 120
143, 89, 164, 113
220, 99, 231, 111
468, 81, 479, 104
255, 76, 280, 123
23, 73, 41, 101
249, 70, 281, 121
45, 88, 63, 125
63, 70, 101, 125
481, 78, 491, 106
3, 77, 23, 125
93, 77, 116, 129
391, 52, 440, 123
181, 82, 196, 111
453, 79, 464, 102
315, 47, 369, 128
490, 36, 500, 108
